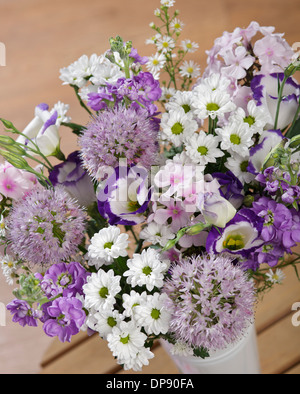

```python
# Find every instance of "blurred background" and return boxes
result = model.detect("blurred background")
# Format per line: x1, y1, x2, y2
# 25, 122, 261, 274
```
0, 0, 300, 374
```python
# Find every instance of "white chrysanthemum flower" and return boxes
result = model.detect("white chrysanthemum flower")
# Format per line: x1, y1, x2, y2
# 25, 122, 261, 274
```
266, 268, 285, 284
170, 341, 194, 356
139, 222, 175, 247
107, 320, 147, 364
225, 153, 255, 184
156, 35, 175, 53
122, 346, 155, 372
146, 53, 166, 74
170, 18, 185, 32
181, 39, 199, 53
135, 293, 172, 335
78, 84, 98, 101
89, 59, 124, 86
216, 120, 254, 155
0, 254, 18, 285
179, 60, 201, 79
122, 290, 148, 319
192, 85, 236, 120
196, 74, 232, 93
184, 130, 224, 166
160, 86, 177, 102
83, 269, 121, 311
160, 109, 199, 147
88, 226, 129, 269
124, 248, 168, 291
93, 309, 125, 339
165, 90, 196, 115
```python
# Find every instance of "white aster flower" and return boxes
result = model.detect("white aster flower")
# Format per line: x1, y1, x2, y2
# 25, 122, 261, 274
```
184, 130, 224, 166
165, 90, 196, 115
266, 268, 285, 284
179, 60, 201, 79
160, 0, 176, 7
160, 86, 177, 102
192, 84, 236, 120
181, 39, 199, 53
146, 52, 166, 74
170, 18, 185, 32
135, 293, 172, 335
156, 35, 175, 53
93, 309, 124, 340
83, 269, 121, 311
0, 254, 18, 285
0, 215, 7, 237
122, 290, 148, 319
160, 109, 199, 147
145, 33, 162, 46
225, 152, 255, 184
124, 248, 168, 291
88, 226, 129, 269
216, 120, 254, 156
139, 222, 175, 247
107, 320, 147, 364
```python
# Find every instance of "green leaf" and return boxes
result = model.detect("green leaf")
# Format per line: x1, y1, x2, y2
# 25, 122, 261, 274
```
193, 346, 210, 359
286, 118, 300, 139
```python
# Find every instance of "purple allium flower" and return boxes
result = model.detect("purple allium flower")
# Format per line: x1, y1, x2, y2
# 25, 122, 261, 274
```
43, 297, 86, 342
79, 106, 159, 180
7, 299, 39, 327
163, 253, 255, 351
49, 151, 96, 207
38, 262, 90, 298
7, 187, 87, 266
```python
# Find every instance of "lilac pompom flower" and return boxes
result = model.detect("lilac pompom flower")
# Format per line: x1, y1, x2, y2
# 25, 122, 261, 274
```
79, 106, 159, 181
163, 253, 256, 351
7, 187, 87, 266
43, 297, 86, 342
49, 151, 96, 207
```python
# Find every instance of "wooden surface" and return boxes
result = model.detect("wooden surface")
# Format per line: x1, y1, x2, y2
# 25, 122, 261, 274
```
0, 0, 300, 375
40, 265, 300, 374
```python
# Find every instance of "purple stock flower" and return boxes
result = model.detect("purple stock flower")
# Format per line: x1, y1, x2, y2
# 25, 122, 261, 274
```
7, 299, 39, 327
163, 253, 255, 351
79, 106, 159, 180
97, 165, 152, 226
7, 187, 87, 266
49, 151, 96, 207
38, 262, 90, 299
129, 48, 148, 65
43, 297, 86, 342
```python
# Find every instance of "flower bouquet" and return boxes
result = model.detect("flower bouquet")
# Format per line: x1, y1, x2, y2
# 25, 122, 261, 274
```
1, 0, 300, 373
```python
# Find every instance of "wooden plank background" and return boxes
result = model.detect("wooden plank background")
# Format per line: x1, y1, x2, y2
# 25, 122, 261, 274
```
0, 0, 300, 374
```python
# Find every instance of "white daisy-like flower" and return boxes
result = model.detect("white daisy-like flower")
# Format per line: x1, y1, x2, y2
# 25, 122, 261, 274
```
160, 86, 177, 102
216, 120, 254, 156
146, 53, 166, 74
135, 293, 172, 335
0, 254, 18, 285
184, 130, 224, 166
160, 0, 176, 7
0, 215, 6, 237
122, 346, 155, 372
122, 290, 148, 319
181, 39, 199, 53
145, 33, 162, 46
93, 309, 124, 340
156, 35, 175, 53
192, 85, 236, 120
165, 90, 196, 115
154, 8, 161, 17
83, 269, 121, 311
139, 222, 175, 247
179, 60, 201, 79
230, 100, 272, 135
266, 268, 285, 284
89, 57, 124, 86
107, 320, 147, 364
170, 341, 194, 357
225, 152, 255, 184
88, 226, 129, 269
124, 248, 168, 291
170, 18, 185, 32
160, 109, 199, 147
196, 73, 232, 93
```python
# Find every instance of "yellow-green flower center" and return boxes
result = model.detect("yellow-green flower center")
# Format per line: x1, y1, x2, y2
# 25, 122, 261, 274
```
151, 308, 161, 320
244, 115, 255, 126
197, 146, 208, 155
142, 266, 152, 276
104, 242, 113, 249
120, 335, 130, 344
230, 134, 241, 145
206, 103, 220, 112
107, 316, 117, 328
99, 286, 109, 299
223, 234, 245, 251
171, 122, 184, 135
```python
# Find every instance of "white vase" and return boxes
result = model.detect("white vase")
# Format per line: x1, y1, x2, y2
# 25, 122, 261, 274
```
161, 323, 261, 374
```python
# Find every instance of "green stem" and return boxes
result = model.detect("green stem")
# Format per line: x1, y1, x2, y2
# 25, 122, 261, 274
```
72, 85, 93, 116
274, 75, 288, 130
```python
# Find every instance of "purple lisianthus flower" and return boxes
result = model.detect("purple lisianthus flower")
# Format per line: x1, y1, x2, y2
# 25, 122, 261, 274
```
212, 171, 244, 209
206, 208, 264, 257
97, 165, 152, 226
7, 299, 39, 327
43, 297, 86, 342
38, 262, 90, 299
49, 151, 96, 207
